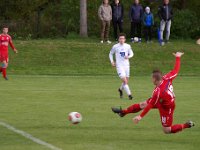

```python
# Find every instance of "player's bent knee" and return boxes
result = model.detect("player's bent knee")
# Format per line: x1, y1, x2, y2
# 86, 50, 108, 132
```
139, 102, 147, 109
121, 78, 128, 84
2, 63, 7, 68
162, 127, 171, 134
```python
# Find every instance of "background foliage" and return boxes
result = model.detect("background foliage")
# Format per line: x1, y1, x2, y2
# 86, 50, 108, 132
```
0, 0, 199, 39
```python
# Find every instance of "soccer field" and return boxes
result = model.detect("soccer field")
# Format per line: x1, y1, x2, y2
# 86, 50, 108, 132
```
0, 76, 199, 150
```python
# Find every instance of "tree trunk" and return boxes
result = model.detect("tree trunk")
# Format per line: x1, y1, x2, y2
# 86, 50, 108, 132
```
180, 0, 186, 9
80, 0, 88, 37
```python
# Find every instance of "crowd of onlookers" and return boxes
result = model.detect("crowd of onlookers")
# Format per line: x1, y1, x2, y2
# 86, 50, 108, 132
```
98, 0, 173, 45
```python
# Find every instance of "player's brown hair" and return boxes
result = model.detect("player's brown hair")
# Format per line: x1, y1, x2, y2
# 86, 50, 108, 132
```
102, 0, 109, 4
118, 33, 126, 38
152, 69, 162, 81
2, 25, 9, 29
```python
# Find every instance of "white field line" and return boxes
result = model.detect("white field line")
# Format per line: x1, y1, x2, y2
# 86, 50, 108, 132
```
0, 121, 62, 150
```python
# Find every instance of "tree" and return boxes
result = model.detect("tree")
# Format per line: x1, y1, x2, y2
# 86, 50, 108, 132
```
80, 0, 88, 37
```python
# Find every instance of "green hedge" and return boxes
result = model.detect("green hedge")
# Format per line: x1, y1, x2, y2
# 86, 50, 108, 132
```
171, 9, 200, 39
1, 0, 199, 39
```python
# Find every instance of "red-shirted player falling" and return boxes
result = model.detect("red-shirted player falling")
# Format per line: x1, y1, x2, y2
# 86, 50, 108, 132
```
0, 26, 18, 80
112, 52, 195, 134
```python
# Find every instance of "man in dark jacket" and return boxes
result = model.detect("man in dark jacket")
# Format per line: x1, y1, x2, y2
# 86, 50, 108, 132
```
158, 0, 173, 45
129, 0, 143, 43
111, 0, 124, 40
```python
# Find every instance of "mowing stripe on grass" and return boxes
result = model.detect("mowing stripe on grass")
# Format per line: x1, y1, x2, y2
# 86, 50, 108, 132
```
0, 121, 62, 150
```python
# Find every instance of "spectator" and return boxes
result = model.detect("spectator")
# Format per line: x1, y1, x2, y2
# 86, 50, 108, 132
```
129, 0, 143, 43
111, 0, 124, 41
143, 6, 154, 43
98, 0, 112, 44
158, 0, 173, 45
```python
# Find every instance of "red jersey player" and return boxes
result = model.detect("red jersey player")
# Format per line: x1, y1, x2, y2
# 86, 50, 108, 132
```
112, 52, 195, 134
0, 26, 18, 80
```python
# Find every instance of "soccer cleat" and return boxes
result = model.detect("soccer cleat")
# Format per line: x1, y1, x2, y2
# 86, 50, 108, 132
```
111, 107, 125, 117
185, 120, 195, 128
4, 76, 8, 80
128, 95, 133, 100
118, 88, 123, 98
100, 40, 104, 44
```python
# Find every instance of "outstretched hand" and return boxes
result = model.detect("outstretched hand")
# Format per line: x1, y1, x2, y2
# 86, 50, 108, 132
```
133, 115, 142, 124
14, 49, 18, 54
173, 52, 184, 57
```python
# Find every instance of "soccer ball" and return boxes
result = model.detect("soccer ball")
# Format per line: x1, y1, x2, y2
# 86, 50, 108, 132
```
68, 112, 82, 124
134, 37, 139, 42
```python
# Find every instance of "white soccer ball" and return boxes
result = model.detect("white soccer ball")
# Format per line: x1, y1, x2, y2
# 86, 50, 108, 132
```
134, 37, 139, 42
68, 112, 82, 124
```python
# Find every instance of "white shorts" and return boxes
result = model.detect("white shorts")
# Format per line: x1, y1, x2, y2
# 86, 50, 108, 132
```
116, 66, 130, 78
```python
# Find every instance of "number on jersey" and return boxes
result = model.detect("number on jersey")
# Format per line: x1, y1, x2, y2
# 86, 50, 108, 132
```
120, 52, 125, 57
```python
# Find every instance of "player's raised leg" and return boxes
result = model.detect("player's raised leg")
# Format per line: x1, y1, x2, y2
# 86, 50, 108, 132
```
112, 100, 149, 117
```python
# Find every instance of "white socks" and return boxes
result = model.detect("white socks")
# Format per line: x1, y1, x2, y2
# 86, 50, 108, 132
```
123, 84, 131, 96
120, 83, 124, 90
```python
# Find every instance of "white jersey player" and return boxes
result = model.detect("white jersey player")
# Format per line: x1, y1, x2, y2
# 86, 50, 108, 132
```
109, 33, 134, 100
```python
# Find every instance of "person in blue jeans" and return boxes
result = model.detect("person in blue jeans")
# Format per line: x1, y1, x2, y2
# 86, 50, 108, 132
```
143, 7, 154, 43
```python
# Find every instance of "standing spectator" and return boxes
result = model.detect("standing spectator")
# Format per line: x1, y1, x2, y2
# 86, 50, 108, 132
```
158, 0, 173, 45
111, 0, 124, 41
129, 0, 143, 43
98, 0, 112, 44
143, 6, 154, 43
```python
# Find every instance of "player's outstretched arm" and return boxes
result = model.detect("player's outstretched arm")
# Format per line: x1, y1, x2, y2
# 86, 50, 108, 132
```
133, 103, 153, 124
133, 88, 160, 124
163, 52, 184, 80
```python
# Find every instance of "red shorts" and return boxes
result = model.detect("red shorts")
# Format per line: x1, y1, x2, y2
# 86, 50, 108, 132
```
158, 103, 175, 127
146, 98, 175, 127
0, 51, 8, 62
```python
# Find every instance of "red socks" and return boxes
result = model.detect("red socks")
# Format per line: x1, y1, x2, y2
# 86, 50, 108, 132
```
171, 124, 190, 133
2, 68, 6, 78
122, 104, 142, 115
0, 67, 2, 72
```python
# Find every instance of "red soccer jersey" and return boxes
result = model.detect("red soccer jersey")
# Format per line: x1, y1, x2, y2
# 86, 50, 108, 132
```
140, 57, 181, 118
0, 34, 15, 53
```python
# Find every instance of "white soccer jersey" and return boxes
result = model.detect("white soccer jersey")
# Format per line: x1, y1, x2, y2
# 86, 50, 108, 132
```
109, 43, 134, 67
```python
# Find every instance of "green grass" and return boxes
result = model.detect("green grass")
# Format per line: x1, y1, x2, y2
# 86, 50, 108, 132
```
0, 76, 199, 150
1, 39, 199, 149
8, 39, 200, 76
